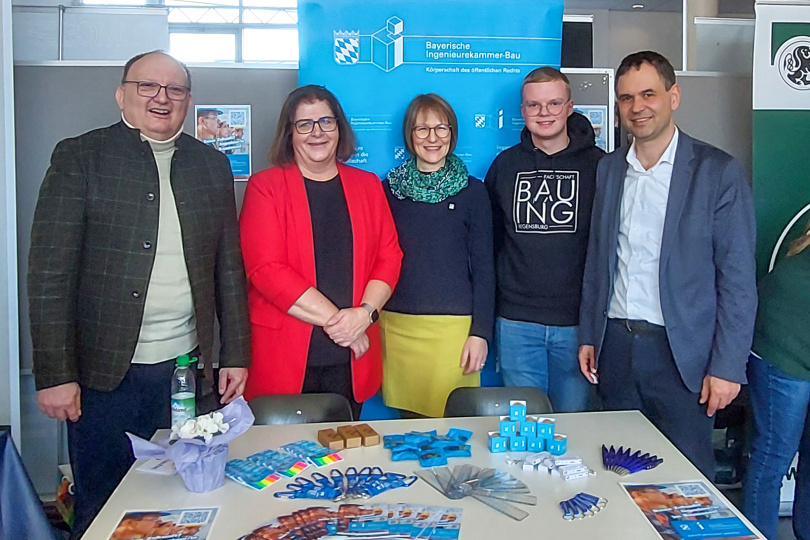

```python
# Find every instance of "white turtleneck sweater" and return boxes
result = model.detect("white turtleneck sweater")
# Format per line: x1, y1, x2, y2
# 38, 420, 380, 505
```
123, 115, 198, 364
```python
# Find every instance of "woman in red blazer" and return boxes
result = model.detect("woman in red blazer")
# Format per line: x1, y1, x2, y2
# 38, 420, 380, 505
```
240, 85, 402, 417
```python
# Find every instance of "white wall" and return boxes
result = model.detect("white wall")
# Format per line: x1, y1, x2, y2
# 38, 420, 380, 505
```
565, 9, 684, 70
12, 4, 168, 62
605, 10, 684, 70
1, 0, 21, 443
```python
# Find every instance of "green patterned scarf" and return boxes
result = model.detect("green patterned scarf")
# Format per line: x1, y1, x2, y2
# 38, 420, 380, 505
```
386, 154, 469, 203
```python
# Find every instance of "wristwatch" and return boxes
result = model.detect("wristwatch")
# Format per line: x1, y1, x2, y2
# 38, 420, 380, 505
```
360, 303, 379, 325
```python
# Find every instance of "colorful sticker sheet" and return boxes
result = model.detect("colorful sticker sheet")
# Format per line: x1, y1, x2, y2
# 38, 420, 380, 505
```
280, 440, 344, 467
227, 441, 344, 491
239, 503, 463, 540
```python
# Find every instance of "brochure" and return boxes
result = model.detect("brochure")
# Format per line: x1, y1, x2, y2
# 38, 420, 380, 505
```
107, 507, 218, 540
621, 481, 763, 540
240, 503, 462, 539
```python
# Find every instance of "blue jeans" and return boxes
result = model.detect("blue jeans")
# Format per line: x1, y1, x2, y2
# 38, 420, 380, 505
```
743, 355, 810, 540
495, 317, 589, 412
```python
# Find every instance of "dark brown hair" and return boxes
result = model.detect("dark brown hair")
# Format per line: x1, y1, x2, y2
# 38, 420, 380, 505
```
521, 66, 571, 99
616, 50, 677, 92
401, 93, 458, 156
122, 50, 191, 90
268, 85, 356, 167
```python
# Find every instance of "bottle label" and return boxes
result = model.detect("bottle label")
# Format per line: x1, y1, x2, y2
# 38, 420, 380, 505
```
171, 391, 196, 427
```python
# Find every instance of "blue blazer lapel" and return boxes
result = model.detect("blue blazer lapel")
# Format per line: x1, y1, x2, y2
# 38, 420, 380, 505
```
605, 149, 629, 287
660, 131, 695, 268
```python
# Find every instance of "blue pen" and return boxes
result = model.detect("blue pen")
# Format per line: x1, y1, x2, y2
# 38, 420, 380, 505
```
575, 492, 607, 508
559, 500, 575, 520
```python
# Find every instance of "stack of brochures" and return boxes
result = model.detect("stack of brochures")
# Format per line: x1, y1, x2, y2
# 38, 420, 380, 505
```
239, 503, 463, 539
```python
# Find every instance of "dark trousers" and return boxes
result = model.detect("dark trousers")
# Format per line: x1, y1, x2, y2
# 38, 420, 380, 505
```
302, 363, 363, 420
68, 360, 176, 538
598, 318, 715, 478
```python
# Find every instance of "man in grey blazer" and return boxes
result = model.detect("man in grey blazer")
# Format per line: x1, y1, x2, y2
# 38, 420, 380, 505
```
28, 51, 251, 536
578, 51, 756, 477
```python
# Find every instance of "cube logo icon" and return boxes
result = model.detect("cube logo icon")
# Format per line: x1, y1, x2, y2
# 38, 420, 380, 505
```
334, 32, 360, 64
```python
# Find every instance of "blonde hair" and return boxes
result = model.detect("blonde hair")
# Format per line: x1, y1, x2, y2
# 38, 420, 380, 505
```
521, 67, 571, 99
787, 218, 810, 257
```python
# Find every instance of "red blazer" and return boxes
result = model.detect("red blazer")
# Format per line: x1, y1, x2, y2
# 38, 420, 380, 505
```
240, 163, 402, 402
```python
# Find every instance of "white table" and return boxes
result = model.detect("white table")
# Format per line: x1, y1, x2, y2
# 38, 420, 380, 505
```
83, 411, 763, 539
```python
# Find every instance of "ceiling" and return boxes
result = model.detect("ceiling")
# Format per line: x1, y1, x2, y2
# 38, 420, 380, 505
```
563, 0, 754, 14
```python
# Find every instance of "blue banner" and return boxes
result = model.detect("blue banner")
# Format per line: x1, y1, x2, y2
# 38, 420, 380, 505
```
298, 0, 564, 179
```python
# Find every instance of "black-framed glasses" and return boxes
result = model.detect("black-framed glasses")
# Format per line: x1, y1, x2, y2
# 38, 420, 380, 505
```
123, 80, 190, 101
521, 99, 570, 116
412, 124, 451, 140
293, 116, 338, 134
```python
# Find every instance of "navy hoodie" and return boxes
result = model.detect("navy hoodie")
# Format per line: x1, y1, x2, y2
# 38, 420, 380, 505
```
485, 111, 605, 326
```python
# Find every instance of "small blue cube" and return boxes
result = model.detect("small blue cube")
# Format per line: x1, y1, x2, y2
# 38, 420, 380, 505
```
387, 16, 403, 35
509, 435, 527, 452
547, 434, 567, 455
488, 431, 508, 453
520, 416, 537, 437
499, 416, 518, 435
509, 400, 527, 421
536, 417, 556, 438
527, 436, 545, 452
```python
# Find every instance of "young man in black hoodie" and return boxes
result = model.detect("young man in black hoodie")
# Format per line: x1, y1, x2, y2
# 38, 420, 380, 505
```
485, 67, 604, 412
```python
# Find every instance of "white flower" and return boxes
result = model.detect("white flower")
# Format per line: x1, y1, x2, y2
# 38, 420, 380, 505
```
170, 412, 231, 442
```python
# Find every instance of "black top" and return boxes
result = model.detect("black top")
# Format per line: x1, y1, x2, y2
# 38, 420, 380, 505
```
383, 177, 495, 343
485, 112, 605, 326
304, 175, 353, 366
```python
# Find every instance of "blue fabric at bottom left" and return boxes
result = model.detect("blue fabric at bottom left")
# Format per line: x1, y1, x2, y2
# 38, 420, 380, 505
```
0, 431, 57, 540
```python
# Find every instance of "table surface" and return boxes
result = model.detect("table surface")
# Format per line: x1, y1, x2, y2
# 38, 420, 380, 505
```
83, 410, 763, 539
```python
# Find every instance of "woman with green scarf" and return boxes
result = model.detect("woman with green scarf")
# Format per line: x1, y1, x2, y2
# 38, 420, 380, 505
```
381, 93, 495, 417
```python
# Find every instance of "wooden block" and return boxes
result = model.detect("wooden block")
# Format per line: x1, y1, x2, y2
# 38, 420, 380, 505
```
336, 425, 362, 449
354, 423, 380, 447
317, 428, 345, 451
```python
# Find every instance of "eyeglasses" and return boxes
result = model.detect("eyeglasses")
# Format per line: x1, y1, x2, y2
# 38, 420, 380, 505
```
521, 99, 570, 116
293, 116, 338, 134
412, 124, 451, 139
123, 80, 190, 101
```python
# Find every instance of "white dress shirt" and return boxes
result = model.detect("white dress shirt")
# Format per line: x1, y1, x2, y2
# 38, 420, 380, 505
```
608, 128, 680, 326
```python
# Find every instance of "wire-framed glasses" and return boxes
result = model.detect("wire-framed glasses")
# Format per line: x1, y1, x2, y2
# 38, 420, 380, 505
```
412, 124, 451, 139
293, 116, 338, 134
521, 99, 570, 116
123, 80, 190, 101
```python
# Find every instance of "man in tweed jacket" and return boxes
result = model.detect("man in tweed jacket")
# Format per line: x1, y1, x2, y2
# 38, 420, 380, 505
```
28, 51, 251, 535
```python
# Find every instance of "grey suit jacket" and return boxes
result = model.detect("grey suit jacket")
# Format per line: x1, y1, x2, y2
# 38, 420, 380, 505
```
579, 131, 757, 392
28, 121, 251, 392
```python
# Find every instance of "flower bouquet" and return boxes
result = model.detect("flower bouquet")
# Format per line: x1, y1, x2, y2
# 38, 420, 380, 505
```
128, 396, 255, 493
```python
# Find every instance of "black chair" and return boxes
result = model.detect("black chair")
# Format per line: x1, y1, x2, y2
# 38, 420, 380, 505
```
0, 431, 58, 540
444, 386, 553, 418
248, 393, 354, 425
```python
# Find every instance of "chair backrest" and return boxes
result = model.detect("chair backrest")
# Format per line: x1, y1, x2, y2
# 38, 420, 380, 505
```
248, 393, 354, 425
0, 431, 58, 540
443, 386, 553, 418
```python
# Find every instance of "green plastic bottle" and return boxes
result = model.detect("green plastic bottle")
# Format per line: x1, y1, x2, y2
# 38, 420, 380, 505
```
171, 354, 196, 427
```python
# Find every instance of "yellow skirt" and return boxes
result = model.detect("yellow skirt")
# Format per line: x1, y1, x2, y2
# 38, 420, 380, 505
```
380, 311, 480, 417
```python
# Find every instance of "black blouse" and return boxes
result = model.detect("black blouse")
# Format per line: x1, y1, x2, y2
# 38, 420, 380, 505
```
304, 175, 353, 366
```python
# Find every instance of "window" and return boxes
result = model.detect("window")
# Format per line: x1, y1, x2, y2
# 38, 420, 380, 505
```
78, 0, 298, 63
